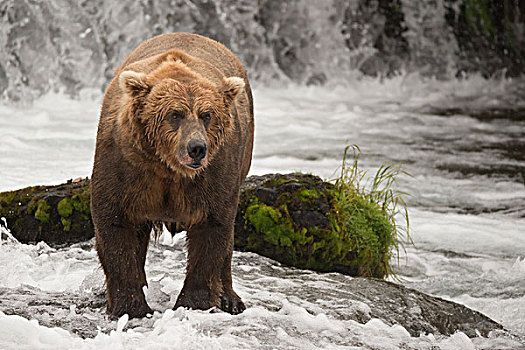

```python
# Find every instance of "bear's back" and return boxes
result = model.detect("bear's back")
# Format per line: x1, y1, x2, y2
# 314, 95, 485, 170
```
116, 33, 247, 85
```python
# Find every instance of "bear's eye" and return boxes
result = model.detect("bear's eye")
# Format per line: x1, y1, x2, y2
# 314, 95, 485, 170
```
199, 112, 211, 123
168, 110, 184, 121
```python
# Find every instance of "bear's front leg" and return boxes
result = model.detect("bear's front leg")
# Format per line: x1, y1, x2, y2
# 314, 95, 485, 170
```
175, 214, 244, 314
95, 220, 153, 319
220, 253, 246, 315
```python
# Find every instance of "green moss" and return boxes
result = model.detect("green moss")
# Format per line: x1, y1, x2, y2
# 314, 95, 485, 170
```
73, 186, 91, 218
245, 199, 312, 248
0, 187, 38, 216
27, 199, 38, 215
58, 198, 74, 217
56, 186, 91, 231
265, 177, 295, 188
243, 193, 366, 274
296, 188, 319, 203
61, 218, 72, 231
34, 199, 51, 224
0, 191, 16, 207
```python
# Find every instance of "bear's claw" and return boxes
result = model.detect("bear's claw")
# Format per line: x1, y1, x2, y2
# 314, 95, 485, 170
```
220, 291, 246, 315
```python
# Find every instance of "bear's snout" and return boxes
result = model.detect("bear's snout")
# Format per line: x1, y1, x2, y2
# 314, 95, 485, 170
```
187, 139, 207, 163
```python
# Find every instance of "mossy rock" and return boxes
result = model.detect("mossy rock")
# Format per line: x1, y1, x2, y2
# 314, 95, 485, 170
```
2, 174, 398, 278
0, 179, 93, 245
235, 173, 396, 278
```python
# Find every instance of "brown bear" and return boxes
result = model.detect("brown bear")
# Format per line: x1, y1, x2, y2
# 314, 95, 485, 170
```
90, 33, 254, 319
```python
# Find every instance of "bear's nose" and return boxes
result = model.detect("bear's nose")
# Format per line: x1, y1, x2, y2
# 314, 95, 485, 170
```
187, 139, 207, 161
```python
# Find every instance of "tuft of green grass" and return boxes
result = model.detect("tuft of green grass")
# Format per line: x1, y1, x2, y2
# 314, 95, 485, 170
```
236, 146, 412, 278
329, 144, 412, 278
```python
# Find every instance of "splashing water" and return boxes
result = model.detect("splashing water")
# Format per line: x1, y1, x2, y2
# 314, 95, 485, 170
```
0, 73, 524, 348
1, 0, 523, 102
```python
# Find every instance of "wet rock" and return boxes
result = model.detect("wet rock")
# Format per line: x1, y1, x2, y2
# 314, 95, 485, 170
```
346, 278, 502, 337
0, 286, 108, 338
0, 178, 93, 245
0, 273, 508, 339
2, 173, 398, 278
443, 0, 525, 78
341, 0, 410, 77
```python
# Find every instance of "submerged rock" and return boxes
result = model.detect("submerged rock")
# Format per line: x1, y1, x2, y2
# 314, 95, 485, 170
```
345, 278, 502, 337
0, 286, 108, 339
0, 257, 508, 340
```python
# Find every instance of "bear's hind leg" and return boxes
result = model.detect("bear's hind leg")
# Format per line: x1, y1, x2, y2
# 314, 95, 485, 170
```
95, 221, 153, 319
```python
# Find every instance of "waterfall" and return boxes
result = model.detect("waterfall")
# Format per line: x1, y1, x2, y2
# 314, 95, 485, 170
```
0, 0, 523, 103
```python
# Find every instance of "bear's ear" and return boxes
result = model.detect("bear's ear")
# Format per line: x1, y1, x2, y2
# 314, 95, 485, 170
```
119, 71, 151, 98
221, 76, 245, 106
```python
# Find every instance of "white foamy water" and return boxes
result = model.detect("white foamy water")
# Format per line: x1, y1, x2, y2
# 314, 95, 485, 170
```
0, 75, 524, 349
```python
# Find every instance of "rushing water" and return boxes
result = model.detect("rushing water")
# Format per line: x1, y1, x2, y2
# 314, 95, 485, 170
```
0, 75, 524, 349
2, 0, 523, 103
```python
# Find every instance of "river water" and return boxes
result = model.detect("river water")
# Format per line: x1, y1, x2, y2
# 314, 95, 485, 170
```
0, 74, 524, 349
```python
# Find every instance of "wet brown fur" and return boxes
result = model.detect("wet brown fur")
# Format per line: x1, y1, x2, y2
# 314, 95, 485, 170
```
91, 33, 254, 318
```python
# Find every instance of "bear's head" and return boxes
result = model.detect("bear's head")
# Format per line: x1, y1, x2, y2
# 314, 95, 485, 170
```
117, 57, 245, 177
